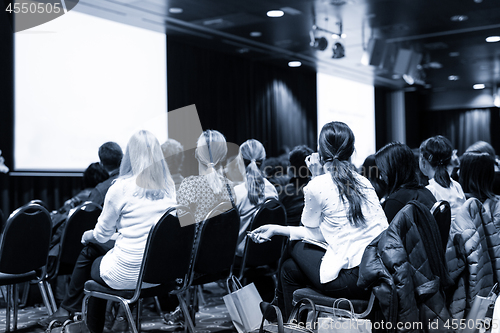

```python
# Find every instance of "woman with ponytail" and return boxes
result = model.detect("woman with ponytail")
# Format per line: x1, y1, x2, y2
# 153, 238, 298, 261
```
177, 130, 235, 224
234, 139, 278, 256
249, 122, 388, 318
419, 136, 466, 221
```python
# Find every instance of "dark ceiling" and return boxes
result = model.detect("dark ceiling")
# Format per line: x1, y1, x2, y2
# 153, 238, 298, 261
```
75, 0, 500, 93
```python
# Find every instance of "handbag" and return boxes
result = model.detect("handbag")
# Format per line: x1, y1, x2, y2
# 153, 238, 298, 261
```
461, 283, 498, 333
251, 298, 317, 333
317, 298, 371, 333
223, 276, 265, 333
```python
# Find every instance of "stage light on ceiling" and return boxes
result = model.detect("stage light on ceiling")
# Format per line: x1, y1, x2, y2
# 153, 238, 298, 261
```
310, 36, 328, 51
331, 42, 345, 59
250, 31, 262, 37
448, 75, 459, 81
450, 15, 468, 22
486, 36, 500, 43
169, 7, 183, 14
473, 83, 485, 90
288, 61, 302, 67
267, 10, 284, 17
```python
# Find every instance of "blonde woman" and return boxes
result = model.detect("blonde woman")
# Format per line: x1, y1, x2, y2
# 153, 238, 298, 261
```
177, 130, 235, 224
234, 139, 278, 256
40, 130, 177, 333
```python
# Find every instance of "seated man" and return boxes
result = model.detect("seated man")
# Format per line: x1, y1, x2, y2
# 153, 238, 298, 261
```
88, 142, 123, 207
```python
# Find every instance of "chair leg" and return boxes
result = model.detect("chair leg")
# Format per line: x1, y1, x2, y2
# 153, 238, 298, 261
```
135, 299, 143, 333
153, 296, 163, 317
13, 284, 18, 331
38, 281, 54, 315
18, 282, 30, 308
119, 300, 138, 333
6, 285, 11, 333
177, 293, 195, 333
197, 285, 206, 306
45, 280, 58, 313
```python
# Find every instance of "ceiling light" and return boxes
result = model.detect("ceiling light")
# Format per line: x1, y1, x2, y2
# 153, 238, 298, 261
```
288, 61, 302, 67
331, 42, 345, 59
494, 93, 500, 108
486, 36, 500, 43
341, 33, 347, 38
332, 34, 340, 40
403, 74, 415, 85
267, 10, 284, 17
250, 31, 262, 37
448, 75, 460, 81
449, 52, 460, 57
450, 15, 468, 22
169, 7, 183, 14
473, 84, 485, 90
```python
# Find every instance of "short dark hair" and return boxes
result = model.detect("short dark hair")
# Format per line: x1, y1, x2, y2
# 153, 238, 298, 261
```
98, 142, 123, 172
375, 142, 419, 195
288, 145, 314, 179
459, 152, 495, 202
83, 162, 109, 188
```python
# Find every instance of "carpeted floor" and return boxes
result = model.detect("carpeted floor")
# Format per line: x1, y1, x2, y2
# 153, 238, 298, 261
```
0, 283, 236, 333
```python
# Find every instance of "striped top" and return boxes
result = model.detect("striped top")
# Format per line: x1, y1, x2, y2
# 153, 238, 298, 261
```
93, 177, 176, 290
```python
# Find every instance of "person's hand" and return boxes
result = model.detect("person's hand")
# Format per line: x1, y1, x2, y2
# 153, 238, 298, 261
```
305, 153, 324, 178
248, 225, 278, 243
81, 229, 95, 245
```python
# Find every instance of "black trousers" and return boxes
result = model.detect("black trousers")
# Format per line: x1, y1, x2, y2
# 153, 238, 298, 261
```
60, 243, 110, 333
280, 241, 367, 319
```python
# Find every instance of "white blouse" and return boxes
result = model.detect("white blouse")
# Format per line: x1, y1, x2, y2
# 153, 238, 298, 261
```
93, 177, 176, 290
426, 178, 466, 222
289, 172, 388, 284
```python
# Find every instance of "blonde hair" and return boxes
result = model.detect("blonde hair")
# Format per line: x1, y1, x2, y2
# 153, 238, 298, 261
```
120, 130, 174, 200
195, 130, 228, 194
240, 139, 266, 205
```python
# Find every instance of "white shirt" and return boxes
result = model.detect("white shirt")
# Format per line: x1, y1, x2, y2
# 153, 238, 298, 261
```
93, 177, 176, 290
234, 178, 279, 256
426, 178, 466, 222
289, 172, 388, 283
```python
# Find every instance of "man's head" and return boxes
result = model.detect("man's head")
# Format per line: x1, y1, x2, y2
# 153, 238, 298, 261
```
98, 142, 123, 173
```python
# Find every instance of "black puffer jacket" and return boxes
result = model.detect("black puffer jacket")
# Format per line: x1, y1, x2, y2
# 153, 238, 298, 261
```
358, 201, 453, 333
481, 196, 500, 284
446, 198, 494, 319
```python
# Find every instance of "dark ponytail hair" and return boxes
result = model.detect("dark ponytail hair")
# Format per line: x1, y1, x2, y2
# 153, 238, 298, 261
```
318, 122, 367, 227
420, 136, 453, 188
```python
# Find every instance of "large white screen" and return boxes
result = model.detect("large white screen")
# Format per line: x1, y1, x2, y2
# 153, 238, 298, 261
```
317, 73, 375, 167
15, 11, 167, 171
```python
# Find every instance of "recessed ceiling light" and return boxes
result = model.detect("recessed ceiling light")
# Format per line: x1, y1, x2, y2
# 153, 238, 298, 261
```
449, 51, 460, 57
448, 75, 459, 81
341, 33, 347, 38
250, 31, 262, 37
473, 83, 485, 89
332, 34, 340, 40
169, 7, 183, 14
288, 61, 301, 67
450, 15, 468, 22
267, 10, 284, 18
486, 36, 500, 43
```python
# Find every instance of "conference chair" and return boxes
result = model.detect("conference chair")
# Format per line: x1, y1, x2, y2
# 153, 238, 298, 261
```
83, 206, 196, 333
44, 202, 102, 312
0, 203, 52, 332
238, 198, 287, 286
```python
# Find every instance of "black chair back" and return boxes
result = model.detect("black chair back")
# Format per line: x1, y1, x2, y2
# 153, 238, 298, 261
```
142, 206, 196, 285
431, 200, 451, 252
192, 202, 240, 277
241, 198, 287, 269
56, 202, 102, 276
0, 203, 51, 274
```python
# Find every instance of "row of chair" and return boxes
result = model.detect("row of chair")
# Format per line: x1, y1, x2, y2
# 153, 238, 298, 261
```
0, 197, 287, 332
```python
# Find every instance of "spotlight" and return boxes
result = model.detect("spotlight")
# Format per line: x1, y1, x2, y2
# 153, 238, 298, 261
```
311, 37, 328, 51
331, 42, 345, 59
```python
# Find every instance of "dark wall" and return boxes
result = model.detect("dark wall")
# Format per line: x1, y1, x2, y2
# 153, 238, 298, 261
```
167, 40, 318, 159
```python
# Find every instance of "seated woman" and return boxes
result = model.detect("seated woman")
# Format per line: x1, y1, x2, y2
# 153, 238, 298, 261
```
375, 142, 436, 223
249, 122, 388, 318
234, 139, 279, 257
39, 130, 177, 333
419, 136, 466, 221
176, 130, 235, 224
